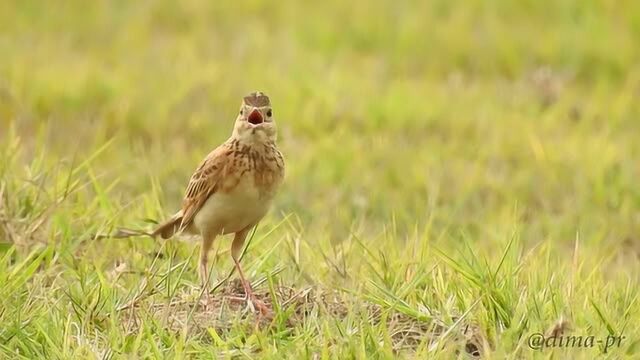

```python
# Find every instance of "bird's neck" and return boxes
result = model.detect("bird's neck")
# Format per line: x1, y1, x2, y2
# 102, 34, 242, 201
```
229, 134, 276, 149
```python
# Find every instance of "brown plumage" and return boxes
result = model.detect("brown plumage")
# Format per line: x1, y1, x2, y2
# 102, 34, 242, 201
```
153, 91, 284, 314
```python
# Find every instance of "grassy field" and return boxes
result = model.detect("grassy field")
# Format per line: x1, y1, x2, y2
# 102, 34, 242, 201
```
1, 0, 640, 358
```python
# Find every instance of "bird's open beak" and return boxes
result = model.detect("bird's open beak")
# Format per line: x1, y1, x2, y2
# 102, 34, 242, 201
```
248, 109, 263, 125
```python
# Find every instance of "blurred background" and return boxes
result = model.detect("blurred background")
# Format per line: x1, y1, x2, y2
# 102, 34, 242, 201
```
0, 0, 639, 259
1, 1, 640, 356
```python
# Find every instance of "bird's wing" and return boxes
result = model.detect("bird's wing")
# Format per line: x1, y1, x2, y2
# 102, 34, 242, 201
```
179, 143, 233, 230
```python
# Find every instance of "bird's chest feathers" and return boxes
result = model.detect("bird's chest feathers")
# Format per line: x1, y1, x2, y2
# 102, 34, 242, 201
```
223, 143, 283, 198
195, 177, 271, 234
193, 143, 283, 235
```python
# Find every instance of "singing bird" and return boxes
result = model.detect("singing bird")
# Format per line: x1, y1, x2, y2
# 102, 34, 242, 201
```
152, 92, 284, 314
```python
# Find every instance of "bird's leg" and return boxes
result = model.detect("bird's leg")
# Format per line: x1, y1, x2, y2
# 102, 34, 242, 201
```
232, 227, 270, 316
199, 231, 216, 308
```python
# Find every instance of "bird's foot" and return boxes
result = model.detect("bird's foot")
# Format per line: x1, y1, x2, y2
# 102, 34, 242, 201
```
199, 293, 214, 311
240, 280, 272, 317
198, 282, 214, 311
249, 296, 271, 317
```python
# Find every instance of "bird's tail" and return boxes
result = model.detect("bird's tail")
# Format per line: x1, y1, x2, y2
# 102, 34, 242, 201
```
92, 213, 183, 240
92, 227, 153, 240
151, 213, 184, 239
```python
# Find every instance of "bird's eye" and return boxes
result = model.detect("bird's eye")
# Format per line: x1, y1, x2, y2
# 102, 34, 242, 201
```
266, 109, 272, 117
239, 109, 243, 115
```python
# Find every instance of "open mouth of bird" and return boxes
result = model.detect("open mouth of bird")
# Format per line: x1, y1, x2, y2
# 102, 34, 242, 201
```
248, 110, 263, 125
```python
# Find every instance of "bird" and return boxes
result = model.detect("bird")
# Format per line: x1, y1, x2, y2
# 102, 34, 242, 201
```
151, 91, 284, 314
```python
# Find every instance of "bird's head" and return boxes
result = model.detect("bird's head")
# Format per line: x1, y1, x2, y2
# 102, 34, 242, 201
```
232, 91, 277, 144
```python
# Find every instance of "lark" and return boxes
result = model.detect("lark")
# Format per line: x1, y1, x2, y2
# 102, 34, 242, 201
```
152, 91, 284, 314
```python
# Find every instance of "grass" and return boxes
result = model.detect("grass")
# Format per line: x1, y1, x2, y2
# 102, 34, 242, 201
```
1, 0, 640, 358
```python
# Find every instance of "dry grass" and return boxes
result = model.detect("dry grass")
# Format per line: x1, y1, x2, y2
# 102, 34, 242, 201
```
118, 279, 486, 357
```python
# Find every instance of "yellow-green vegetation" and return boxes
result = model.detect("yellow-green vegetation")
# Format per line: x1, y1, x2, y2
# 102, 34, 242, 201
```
1, 1, 640, 358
